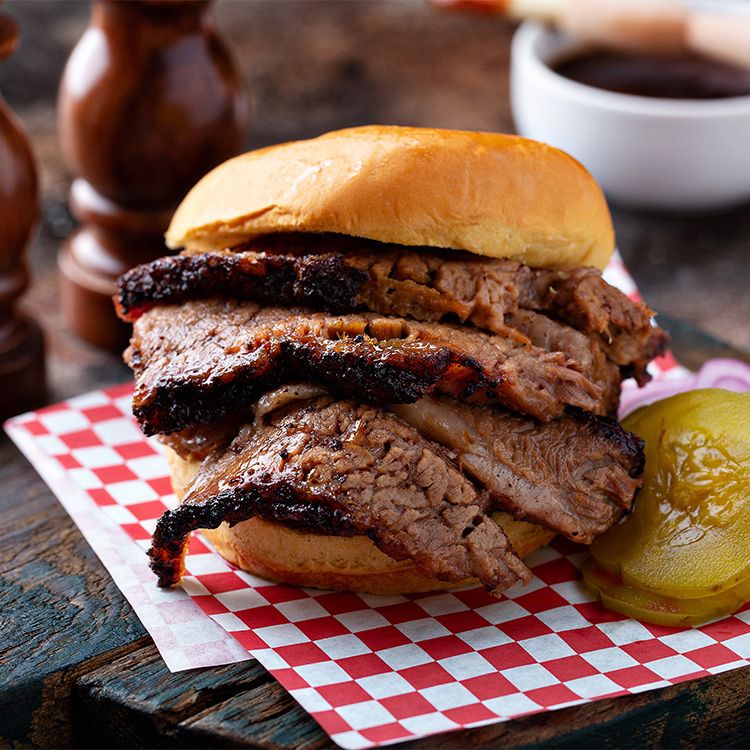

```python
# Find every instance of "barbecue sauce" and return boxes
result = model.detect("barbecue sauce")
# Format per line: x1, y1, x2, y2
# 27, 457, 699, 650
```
553, 50, 750, 100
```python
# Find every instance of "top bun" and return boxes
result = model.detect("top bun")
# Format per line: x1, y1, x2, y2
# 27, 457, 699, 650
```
167, 126, 615, 270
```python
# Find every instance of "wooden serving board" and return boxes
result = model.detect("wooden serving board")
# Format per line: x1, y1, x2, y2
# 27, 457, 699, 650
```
2, 315, 749, 750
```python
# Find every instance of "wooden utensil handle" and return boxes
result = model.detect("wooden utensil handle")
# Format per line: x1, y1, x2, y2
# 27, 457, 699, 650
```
556, 0, 688, 55
435, 0, 750, 71
436, 0, 689, 52
430, 0, 558, 19
687, 12, 750, 72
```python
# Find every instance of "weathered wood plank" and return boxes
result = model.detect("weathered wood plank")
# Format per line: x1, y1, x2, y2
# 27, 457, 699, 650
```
71, 645, 750, 750
180, 679, 333, 749
72, 645, 331, 749
0, 438, 147, 746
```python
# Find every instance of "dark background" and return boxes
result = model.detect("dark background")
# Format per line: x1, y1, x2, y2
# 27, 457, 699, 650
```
2, 0, 749, 405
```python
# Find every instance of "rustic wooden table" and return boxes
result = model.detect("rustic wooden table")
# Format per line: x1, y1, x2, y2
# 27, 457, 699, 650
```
2, 2, 750, 748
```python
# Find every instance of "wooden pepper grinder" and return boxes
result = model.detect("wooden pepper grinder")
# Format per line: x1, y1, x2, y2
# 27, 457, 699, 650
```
0, 6, 46, 417
58, 0, 247, 350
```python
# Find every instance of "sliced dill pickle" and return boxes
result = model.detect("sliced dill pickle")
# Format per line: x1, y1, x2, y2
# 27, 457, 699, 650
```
583, 558, 750, 627
588, 389, 750, 622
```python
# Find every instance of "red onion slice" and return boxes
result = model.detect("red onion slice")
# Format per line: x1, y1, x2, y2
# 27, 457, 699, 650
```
618, 358, 750, 419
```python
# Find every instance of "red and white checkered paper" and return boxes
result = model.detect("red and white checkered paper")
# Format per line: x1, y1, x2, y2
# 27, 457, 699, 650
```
6, 254, 750, 749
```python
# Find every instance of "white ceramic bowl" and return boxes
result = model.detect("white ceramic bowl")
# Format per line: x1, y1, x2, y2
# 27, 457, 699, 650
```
510, 0, 750, 211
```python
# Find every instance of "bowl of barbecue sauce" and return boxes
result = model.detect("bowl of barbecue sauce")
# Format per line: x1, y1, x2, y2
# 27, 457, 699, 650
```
555, 51, 750, 101
511, 1, 750, 211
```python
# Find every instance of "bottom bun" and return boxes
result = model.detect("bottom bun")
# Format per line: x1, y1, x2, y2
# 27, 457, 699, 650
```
165, 445, 556, 595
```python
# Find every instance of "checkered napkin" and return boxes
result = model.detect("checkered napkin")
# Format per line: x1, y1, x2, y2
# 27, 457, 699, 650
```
6, 254, 750, 749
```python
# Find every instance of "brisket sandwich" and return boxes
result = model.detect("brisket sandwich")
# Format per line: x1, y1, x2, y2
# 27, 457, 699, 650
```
116, 126, 665, 597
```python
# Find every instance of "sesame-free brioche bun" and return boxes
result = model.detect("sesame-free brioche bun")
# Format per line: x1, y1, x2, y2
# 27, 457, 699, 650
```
166, 126, 614, 271
164, 445, 556, 596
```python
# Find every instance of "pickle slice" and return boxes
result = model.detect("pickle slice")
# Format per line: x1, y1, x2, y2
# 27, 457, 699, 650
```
591, 389, 750, 605
583, 558, 750, 627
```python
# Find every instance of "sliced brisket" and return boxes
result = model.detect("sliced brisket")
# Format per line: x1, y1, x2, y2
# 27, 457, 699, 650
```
517, 265, 668, 381
148, 395, 531, 593
158, 382, 643, 545
507, 309, 622, 415
127, 300, 605, 435
115, 233, 666, 383
391, 397, 644, 543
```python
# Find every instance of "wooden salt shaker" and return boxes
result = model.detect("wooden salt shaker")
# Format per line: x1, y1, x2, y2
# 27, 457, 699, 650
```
0, 7, 46, 417
58, 0, 247, 350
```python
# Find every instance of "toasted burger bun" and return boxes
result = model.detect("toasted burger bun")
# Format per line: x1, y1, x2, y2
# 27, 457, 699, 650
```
166, 126, 614, 271
165, 445, 556, 596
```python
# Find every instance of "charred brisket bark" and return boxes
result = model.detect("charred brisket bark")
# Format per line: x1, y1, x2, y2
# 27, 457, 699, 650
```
127, 300, 605, 435
116, 233, 666, 383
148, 396, 531, 593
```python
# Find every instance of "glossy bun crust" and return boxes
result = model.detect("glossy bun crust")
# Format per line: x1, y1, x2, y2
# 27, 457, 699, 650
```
167, 125, 614, 270
165, 446, 556, 595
